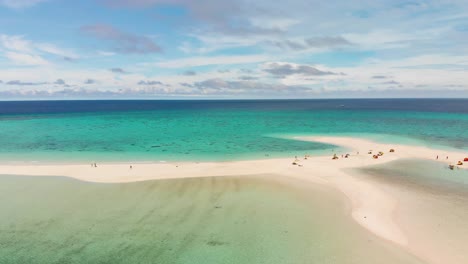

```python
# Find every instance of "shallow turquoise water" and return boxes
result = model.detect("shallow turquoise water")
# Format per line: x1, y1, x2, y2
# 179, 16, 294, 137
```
357, 158, 468, 195
0, 175, 423, 264
0, 110, 335, 162
1, 100, 468, 162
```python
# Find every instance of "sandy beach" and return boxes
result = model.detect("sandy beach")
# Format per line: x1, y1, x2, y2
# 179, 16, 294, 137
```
1, 136, 467, 264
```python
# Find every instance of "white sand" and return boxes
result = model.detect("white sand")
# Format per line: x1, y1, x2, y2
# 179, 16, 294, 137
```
1, 136, 467, 264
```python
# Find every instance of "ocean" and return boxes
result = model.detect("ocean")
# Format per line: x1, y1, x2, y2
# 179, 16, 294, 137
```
1, 99, 467, 162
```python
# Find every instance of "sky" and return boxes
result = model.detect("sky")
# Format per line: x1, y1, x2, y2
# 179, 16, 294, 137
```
1, 0, 468, 99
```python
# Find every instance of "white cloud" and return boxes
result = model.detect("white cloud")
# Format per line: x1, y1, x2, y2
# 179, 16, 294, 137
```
0, 34, 79, 65
180, 34, 262, 54
364, 54, 468, 69
152, 55, 271, 68
323, 53, 468, 92
343, 30, 415, 50
97, 51, 116, 56
4, 51, 49, 66
249, 18, 300, 31
0, 35, 33, 53
35, 43, 78, 59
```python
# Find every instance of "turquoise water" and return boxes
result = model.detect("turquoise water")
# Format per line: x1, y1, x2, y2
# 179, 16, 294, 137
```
357, 159, 468, 195
0, 175, 423, 264
1, 100, 468, 162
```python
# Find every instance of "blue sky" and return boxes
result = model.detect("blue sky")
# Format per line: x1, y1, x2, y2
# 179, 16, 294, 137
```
1, 0, 468, 99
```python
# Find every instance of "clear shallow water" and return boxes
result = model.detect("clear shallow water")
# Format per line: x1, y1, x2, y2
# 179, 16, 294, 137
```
0, 175, 423, 264
357, 159, 468, 195
1, 99, 468, 162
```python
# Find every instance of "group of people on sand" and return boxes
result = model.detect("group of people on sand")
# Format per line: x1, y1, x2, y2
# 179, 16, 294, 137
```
292, 154, 313, 166
446, 156, 468, 170
435, 155, 468, 170
90, 163, 135, 169
293, 149, 394, 165
292, 156, 304, 166
331, 148, 395, 160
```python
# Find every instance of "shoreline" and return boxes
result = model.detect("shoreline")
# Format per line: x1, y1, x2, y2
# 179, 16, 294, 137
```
1, 136, 467, 264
